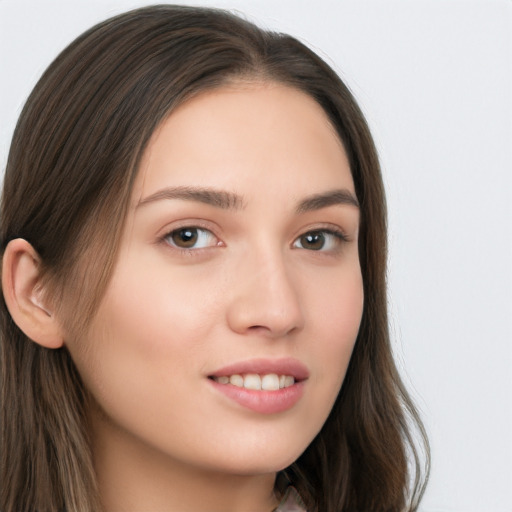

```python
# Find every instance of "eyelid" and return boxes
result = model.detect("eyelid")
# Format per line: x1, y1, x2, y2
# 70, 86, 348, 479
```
295, 222, 350, 240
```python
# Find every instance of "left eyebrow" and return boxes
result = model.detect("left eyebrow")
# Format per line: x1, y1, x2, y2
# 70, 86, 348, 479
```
295, 189, 359, 214
137, 186, 245, 210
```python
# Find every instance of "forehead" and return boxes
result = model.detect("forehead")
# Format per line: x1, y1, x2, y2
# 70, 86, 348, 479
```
134, 83, 353, 202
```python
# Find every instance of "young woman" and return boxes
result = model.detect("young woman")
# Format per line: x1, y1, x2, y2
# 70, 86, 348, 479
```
0, 5, 429, 512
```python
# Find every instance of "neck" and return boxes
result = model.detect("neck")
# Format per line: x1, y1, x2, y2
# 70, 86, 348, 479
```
91, 410, 280, 512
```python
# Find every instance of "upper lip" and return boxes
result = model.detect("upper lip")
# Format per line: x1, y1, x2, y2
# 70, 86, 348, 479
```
208, 358, 309, 381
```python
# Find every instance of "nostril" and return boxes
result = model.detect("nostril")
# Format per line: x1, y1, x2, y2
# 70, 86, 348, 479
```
247, 325, 267, 332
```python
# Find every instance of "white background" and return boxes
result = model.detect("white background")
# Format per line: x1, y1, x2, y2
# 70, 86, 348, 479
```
1, 1, 511, 511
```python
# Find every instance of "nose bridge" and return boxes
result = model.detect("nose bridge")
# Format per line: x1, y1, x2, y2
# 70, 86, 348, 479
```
226, 241, 304, 338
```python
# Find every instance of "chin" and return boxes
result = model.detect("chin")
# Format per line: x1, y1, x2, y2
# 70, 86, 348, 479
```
209, 442, 308, 477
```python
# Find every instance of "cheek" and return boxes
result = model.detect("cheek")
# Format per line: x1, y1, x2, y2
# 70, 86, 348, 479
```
100, 256, 221, 345
68, 262, 220, 415
307, 266, 363, 390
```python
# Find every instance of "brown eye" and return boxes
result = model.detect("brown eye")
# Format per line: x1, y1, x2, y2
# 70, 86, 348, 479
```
298, 232, 326, 250
293, 230, 346, 251
165, 227, 217, 249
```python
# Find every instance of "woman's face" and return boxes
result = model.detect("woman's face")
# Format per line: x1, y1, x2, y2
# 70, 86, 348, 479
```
67, 83, 363, 476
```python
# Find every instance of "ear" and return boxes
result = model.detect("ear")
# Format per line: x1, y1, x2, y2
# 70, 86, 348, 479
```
2, 238, 64, 349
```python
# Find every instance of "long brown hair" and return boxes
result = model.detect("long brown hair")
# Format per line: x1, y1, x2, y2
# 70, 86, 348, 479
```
0, 5, 429, 511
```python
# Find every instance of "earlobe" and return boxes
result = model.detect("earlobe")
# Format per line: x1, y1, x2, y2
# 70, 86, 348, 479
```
2, 238, 64, 349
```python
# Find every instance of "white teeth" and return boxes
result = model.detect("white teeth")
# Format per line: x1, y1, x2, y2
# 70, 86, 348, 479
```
214, 373, 296, 390
283, 376, 294, 388
244, 374, 261, 390
261, 373, 280, 391
229, 374, 244, 387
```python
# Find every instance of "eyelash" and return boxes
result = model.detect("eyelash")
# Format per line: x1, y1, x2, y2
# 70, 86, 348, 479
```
162, 225, 349, 254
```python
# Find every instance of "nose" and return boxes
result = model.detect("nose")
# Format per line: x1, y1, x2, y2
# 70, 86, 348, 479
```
226, 248, 305, 339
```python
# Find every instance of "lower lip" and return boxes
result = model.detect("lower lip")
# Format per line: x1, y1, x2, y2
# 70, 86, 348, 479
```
208, 379, 305, 414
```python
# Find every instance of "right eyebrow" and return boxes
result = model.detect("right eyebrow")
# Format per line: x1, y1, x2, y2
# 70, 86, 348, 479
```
137, 186, 246, 211
295, 188, 359, 213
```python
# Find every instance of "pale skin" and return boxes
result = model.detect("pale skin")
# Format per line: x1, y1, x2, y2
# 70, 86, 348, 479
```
3, 83, 363, 511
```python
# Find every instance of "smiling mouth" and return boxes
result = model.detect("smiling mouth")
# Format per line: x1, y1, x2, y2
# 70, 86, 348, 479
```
209, 373, 296, 391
